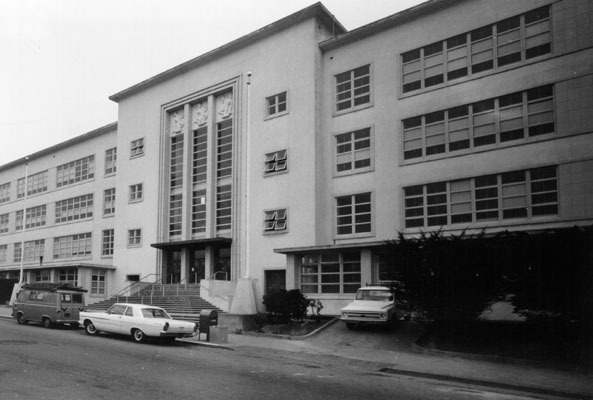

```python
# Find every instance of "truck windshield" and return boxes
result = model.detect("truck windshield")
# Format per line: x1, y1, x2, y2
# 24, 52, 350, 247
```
355, 290, 392, 301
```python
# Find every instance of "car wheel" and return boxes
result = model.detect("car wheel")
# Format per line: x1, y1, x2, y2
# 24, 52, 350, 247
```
42, 318, 53, 329
84, 321, 98, 335
16, 313, 28, 325
132, 329, 146, 343
346, 323, 357, 330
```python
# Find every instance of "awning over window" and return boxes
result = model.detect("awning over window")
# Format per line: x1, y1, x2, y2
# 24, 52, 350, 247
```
274, 241, 385, 255
151, 237, 232, 251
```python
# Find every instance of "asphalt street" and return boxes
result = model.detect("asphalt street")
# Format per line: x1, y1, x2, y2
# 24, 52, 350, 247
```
0, 318, 566, 400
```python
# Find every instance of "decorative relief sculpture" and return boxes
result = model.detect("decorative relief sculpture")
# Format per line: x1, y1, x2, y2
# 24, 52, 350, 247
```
216, 92, 233, 121
170, 109, 185, 136
192, 101, 208, 128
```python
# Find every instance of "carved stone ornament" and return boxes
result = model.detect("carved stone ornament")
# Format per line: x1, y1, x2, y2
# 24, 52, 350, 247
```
216, 92, 233, 121
192, 101, 208, 128
170, 110, 185, 136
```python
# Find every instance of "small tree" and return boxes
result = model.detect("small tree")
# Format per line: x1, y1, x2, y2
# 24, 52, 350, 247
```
263, 288, 309, 323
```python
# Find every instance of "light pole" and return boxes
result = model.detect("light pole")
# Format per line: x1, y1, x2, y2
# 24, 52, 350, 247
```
9, 156, 29, 306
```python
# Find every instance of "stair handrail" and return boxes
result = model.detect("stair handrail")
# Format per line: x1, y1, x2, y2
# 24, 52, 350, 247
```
210, 271, 228, 281
112, 273, 160, 298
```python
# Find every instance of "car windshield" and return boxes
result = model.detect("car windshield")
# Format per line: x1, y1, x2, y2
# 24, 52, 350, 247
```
141, 308, 171, 319
355, 290, 392, 301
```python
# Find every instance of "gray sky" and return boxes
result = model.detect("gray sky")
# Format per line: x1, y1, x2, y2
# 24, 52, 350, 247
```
0, 0, 424, 166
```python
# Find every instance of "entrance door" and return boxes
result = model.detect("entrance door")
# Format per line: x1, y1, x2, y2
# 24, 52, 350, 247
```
190, 250, 206, 284
265, 270, 286, 294
166, 250, 182, 284
213, 247, 230, 281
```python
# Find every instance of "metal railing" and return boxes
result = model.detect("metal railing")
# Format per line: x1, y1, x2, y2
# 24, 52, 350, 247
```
210, 271, 228, 281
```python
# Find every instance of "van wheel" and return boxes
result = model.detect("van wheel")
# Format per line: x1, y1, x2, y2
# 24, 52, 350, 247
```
16, 313, 28, 325
132, 329, 146, 343
42, 318, 53, 329
84, 321, 98, 335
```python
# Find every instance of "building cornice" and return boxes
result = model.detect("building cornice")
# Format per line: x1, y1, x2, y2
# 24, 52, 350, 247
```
319, 0, 467, 52
109, 2, 346, 103
0, 122, 117, 172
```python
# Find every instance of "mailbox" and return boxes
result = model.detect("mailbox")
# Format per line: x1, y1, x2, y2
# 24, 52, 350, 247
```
199, 309, 218, 341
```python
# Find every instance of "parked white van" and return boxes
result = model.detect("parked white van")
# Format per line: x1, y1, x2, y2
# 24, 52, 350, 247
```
12, 283, 87, 328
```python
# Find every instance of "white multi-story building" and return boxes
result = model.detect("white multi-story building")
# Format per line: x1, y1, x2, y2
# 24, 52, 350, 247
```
1, 0, 592, 314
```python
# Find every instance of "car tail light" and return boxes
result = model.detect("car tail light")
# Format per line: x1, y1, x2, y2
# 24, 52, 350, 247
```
163, 322, 170, 331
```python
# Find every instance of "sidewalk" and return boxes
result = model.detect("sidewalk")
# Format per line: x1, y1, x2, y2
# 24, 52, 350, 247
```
2, 305, 591, 399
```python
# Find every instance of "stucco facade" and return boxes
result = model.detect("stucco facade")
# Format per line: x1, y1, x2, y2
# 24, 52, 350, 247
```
1, 0, 592, 315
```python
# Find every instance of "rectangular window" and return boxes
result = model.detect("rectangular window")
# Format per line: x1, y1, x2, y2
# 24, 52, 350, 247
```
192, 189, 206, 235
192, 126, 208, 184
0, 245, 7, 265
34, 270, 50, 282
401, 6, 551, 93
55, 194, 93, 223
335, 128, 372, 174
127, 229, 142, 247
16, 205, 47, 230
91, 269, 106, 295
402, 84, 554, 160
216, 184, 232, 232
300, 252, 361, 294
403, 166, 558, 228
169, 134, 184, 238
102, 229, 114, 256
336, 64, 371, 112
14, 243, 22, 263
0, 182, 10, 203
23, 239, 44, 263
56, 156, 95, 187
216, 119, 233, 178
0, 213, 8, 233
336, 192, 372, 235
18, 170, 49, 197
53, 233, 92, 259
105, 147, 117, 175
264, 150, 287, 174
129, 183, 143, 202
266, 92, 288, 117
130, 138, 144, 158
58, 268, 78, 286
103, 188, 115, 216
263, 209, 287, 232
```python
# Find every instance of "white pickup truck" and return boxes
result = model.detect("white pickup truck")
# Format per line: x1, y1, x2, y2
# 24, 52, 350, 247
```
340, 286, 410, 330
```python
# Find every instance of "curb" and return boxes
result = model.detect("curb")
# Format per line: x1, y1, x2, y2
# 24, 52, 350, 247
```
178, 339, 234, 351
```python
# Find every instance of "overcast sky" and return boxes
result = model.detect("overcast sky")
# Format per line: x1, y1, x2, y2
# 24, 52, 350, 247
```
0, 0, 425, 166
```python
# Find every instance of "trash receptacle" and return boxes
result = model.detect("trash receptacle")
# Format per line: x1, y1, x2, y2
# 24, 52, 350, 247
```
199, 309, 218, 341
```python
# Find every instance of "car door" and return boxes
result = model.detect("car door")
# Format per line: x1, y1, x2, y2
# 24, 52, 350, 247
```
102, 304, 126, 334
119, 306, 136, 335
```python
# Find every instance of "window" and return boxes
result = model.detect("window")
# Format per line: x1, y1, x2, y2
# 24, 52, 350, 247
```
216, 184, 232, 231
58, 268, 78, 286
300, 252, 361, 294
34, 270, 50, 282
335, 128, 372, 174
53, 233, 92, 259
263, 209, 287, 232
0, 245, 7, 265
130, 138, 144, 158
23, 239, 44, 263
169, 133, 184, 238
193, 126, 208, 184
56, 156, 95, 187
403, 166, 558, 228
129, 183, 143, 202
16, 205, 47, 230
0, 214, 8, 233
91, 269, 106, 295
336, 192, 372, 235
0, 182, 10, 203
335, 64, 371, 112
103, 188, 115, 216
127, 229, 142, 247
401, 6, 551, 93
266, 92, 288, 118
402, 84, 555, 160
216, 119, 233, 178
264, 150, 287, 174
192, 189, 206, 235
102, 229, 114, 256
18, 170, 49, 197
105, 147, 117, 175
13, 243, 22, 263
55, 194, 93, 223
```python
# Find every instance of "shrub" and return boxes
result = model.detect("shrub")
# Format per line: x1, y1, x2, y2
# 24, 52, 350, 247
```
263, 288, 309, 323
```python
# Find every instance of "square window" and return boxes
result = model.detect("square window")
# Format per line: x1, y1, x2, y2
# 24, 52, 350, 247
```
266, 92, 288, 118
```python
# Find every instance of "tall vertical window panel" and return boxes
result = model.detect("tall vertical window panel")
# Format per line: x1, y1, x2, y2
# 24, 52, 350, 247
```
103, 188, 116, 216
401, 6, 551, 93
169, 134, 184, 238
0, 182, 10, 203
216, 184, 232, 232
0, 214, 9, 233
105, 147, 117, 175
216, 119, 233, 178
335, 64, 371, 112
102, 229, 114, 256
335, 128, 372, 174
192, 189, 207, 235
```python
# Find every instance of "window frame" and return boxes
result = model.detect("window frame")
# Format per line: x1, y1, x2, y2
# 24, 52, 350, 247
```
104, 147, 117, 176
102, 229, 114, 257
56, 156, 95, 188
264, 149, 288, 176
130, 138, 145, 159
300, 252, 362, 295
127, 229, 142, 248
334, 126, 374, 176
129, 183, 144, 203
264, 91, 289, 120
335, 192, 374, 238
334, 64, 373, 115
263, 208, 288, 234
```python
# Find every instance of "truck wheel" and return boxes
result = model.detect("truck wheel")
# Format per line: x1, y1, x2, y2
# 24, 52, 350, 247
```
132, 329, 146, 343
42, 318, 53, 329
346, 323, 357, 330
84, 321, 98, 335
16, 313, 28, 325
